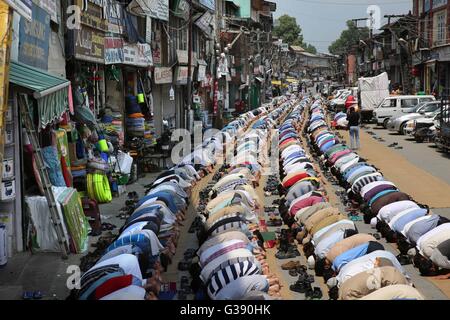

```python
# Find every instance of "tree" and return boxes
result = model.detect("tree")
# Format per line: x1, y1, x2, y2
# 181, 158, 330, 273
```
304, 44, 317, 54
329, 21, 370, 55
273, 15, 304, 46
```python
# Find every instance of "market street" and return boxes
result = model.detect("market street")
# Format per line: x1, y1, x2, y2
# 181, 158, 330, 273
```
1, 0, 450, 306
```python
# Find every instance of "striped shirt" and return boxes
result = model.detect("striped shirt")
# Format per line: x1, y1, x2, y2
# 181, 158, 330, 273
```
202, 241, 248, 267
351, 173, 384, 194
207, 261, 261, 298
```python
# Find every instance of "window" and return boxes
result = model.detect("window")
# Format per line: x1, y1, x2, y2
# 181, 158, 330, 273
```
418, 0, 423, 15
420, 98, 434, 103
434, 10, 447, 45
401, 99, 419, 108
382, 99, 396, 108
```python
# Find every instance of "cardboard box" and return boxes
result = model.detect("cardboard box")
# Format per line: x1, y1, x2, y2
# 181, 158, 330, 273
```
2, 159, 13, 179
0, 179, 15, 201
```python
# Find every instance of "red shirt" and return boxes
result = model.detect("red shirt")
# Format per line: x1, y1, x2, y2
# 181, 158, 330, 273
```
289, 196, 326, 217
282, 172, 311, 188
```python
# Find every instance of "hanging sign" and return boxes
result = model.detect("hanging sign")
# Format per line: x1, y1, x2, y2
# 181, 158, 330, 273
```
39, 0, 58, 23
104, 36, 124, 65
127, 0, 169, 22
154, 67, 173, 84
123, 42, 153, 67
195, 11, 213, 36
18, 3, 51, 70
199, 0, 215, 11
74, 25, 105, 64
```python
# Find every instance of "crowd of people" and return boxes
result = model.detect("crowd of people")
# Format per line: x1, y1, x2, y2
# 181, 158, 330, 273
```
70, 92, 449, 300
280, 96, 449, 299
191, 96, 303, 300
70, 95, 298, 300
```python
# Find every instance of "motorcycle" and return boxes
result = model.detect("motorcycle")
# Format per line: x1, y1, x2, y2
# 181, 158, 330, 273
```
415, 126, 436, 143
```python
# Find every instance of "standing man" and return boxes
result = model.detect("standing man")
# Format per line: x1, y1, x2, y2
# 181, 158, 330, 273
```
346, 107, 360, 150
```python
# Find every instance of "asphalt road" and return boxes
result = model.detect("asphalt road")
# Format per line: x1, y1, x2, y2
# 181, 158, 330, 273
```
362, 123, 450, 186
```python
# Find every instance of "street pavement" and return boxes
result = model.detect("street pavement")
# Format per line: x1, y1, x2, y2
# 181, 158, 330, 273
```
0, 173, 158, 300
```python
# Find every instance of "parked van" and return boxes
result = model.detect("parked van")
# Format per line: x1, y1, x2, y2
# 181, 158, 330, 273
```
373, 95, 436, 128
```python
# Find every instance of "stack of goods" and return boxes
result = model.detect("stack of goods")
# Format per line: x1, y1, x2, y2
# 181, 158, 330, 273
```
126, 95, 145, 138
143, 119, 157, 146
25, 186, 89, 254
101, 112, 124, 147
86, 171, 112, 204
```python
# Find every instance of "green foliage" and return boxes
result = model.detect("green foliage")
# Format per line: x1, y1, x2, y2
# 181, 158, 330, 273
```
329, 20, 370, 55
273, 15, 317, 54
273, 15, 304, 46
304, 44, 317, 54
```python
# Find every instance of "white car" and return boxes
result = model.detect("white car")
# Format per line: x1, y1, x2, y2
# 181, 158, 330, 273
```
373, 95, 436, 128
387, 101, 441, 134
330, 90, 352, 111
405, 110, 443, 137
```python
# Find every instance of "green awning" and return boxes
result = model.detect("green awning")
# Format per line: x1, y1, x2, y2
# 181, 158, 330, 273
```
10, 61, 70, 129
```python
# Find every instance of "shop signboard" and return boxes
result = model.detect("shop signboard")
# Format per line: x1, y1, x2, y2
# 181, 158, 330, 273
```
123, 42, 153, 67
74, 25, 105, 64
153, 47, 161, 65
4, 0, 31, 21
197, 65, 206, 81
18, 3, 50, 70
195, 11, 213, 36
77, 0, 107, 31
104, 36, 124, 65
107, 2, 124, 34
175, 66, 194, 85
127, 0, 169, 22
199, 0, 215, 11
154, 67, 173, 84
39, 0, 58, 23
173, 0, 189, 21
176, 66, 188, 85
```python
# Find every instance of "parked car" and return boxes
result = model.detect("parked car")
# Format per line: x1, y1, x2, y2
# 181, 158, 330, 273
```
373, 95, 436, 128
386, 101, 441, 134
404, 108, 446, 142
330, 89, 352, 112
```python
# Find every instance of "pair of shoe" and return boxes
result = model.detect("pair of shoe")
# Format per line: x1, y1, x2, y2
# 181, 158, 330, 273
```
305, 287, 323, 300
281, 260, 300, 271
289, 280, 312, 294
188, 217, 203, 233
275, 250, 297, 260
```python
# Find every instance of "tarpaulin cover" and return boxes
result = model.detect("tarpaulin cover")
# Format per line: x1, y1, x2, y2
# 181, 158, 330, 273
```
358, 72, 390, 111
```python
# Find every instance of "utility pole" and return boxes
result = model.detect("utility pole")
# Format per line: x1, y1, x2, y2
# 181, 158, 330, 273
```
385, 14, 411, 94
186, 0, 193, 131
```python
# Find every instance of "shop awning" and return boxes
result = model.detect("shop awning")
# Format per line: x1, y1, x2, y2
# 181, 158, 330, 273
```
10, 61, 70, 128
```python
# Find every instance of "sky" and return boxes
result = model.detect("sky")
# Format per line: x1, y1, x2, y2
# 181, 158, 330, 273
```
272, 0, 412, 53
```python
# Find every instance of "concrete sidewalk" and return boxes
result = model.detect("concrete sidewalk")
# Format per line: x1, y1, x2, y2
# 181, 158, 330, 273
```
0, 173, 158, 300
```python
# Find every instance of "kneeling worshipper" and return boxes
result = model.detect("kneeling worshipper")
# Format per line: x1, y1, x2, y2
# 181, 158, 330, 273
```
359, 284, 424, 300
412, 223, 450, 276
75, 254, 160, 300
337, 266, 410, 300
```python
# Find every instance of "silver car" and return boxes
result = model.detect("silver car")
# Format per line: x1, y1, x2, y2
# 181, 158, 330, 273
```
387, 102, 441, 134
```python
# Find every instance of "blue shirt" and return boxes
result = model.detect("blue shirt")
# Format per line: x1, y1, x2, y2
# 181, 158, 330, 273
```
391, 209, 428, 233
320, 141, 336, 153
137, 192, 178, 214
347, 167, 377, 184
314, 230, 346, 259
332, 242, 370, 271
369, 189, 398, 207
